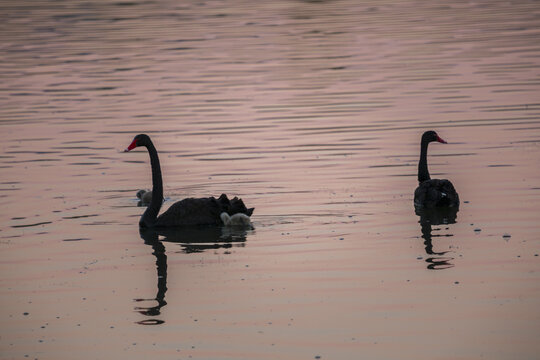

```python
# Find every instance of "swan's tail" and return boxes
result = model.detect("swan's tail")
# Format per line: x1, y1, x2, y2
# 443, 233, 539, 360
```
217, 194, 254, 216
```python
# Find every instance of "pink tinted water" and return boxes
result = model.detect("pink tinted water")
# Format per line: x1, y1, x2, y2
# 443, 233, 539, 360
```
1, 1, 539, 359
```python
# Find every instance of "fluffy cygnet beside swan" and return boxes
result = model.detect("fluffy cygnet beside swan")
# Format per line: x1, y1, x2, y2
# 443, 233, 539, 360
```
220, 212, 254, 229
136, 189, 153, 206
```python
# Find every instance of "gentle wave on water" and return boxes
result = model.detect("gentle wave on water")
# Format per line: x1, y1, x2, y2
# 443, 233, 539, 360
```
1, 1, 539, 359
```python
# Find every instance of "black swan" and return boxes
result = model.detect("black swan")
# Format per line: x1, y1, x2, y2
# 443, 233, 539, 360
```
414, 131, 459, 209
125, 134, 254, 228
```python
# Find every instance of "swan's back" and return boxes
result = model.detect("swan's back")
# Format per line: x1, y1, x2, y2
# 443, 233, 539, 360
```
155, 194, 254, 227
414, 179, 459, 209
156, 197, 221, 226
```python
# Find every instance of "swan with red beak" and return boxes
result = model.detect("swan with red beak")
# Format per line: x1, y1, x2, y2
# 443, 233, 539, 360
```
414, 131, 459, 209
124, 134, 254, 228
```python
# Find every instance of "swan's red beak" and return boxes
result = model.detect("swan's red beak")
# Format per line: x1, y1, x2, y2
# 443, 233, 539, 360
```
436, 135, 447, 144
124, 139, 138, 152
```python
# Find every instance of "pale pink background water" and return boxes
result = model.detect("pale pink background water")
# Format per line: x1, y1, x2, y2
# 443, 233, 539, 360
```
1, 1, 539, 359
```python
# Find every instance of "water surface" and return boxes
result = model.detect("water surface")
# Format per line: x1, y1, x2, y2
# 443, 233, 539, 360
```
1, 1, 540, 359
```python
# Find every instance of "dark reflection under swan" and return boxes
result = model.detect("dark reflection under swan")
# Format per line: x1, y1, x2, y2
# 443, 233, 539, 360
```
416, 207, 458, 270
134, 226, 252, 325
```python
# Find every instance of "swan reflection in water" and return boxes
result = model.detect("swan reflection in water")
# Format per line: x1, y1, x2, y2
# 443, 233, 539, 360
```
134, 226, 251, 325
416, 207, 458, 270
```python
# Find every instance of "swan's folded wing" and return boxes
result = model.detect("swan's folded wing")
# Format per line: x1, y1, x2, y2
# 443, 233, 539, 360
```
155, 197, 222, 226
414, 179, 459, 208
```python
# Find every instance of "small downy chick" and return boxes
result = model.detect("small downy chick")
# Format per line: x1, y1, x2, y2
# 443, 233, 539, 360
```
220, 212, 254, 229
136, 189, 152, 206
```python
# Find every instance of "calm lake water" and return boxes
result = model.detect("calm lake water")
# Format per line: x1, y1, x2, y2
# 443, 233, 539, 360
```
1, 1, 540, 359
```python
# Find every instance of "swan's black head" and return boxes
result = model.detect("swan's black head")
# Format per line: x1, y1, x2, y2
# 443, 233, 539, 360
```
125, 134, 151, 152
422, 130, 447, 144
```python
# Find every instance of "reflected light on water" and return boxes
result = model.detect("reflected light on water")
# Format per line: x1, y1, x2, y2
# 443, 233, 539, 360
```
1, 0, 540, 359
135, 226, 252, 324
417, 207, 458, 270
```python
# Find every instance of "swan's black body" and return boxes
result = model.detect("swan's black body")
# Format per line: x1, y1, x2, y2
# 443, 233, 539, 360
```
413, 131, 459, 209
125, 134, 254, 228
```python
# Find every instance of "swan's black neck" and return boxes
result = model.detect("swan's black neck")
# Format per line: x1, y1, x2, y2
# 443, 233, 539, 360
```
140, 140, 164, 227
418, 138, 431, 183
